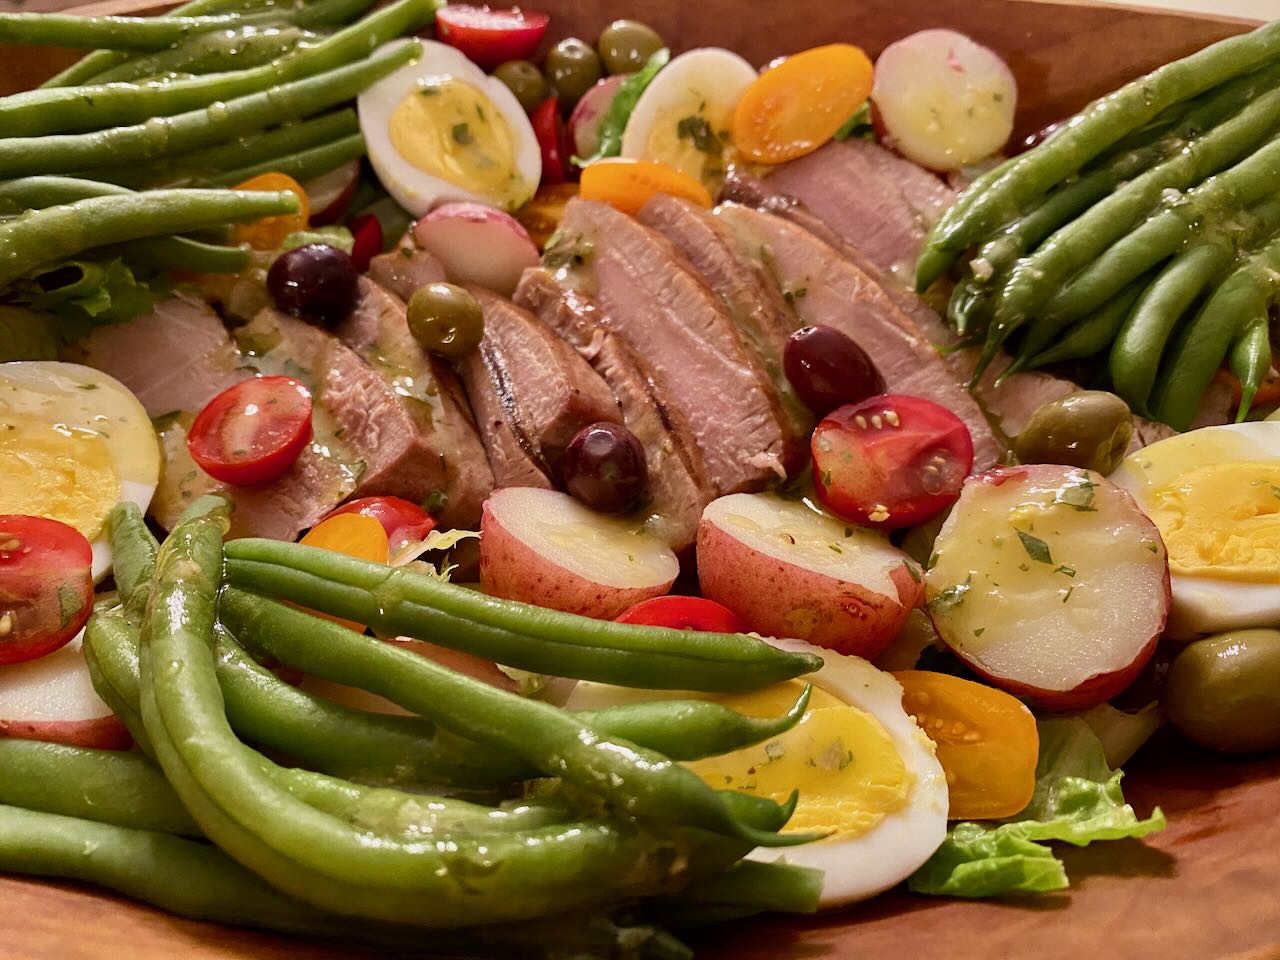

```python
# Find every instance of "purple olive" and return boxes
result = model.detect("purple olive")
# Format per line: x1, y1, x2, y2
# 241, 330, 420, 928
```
267, 243, 359, 327
783, 325, 886, 417
562, 421, 647, 513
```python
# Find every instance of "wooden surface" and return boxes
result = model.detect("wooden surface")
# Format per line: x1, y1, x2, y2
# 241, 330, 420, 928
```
1, 0, 1278, 958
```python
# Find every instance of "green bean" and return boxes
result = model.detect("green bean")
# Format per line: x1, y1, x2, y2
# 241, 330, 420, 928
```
223, 540, 821, 691
915, 156, 1019, 291
916, 19, 1280, 290
105, 502, 160, 612
0, 189, 296, 288
0, 43, 416, 179
207, 131, 365, 187
1152, 231, 1280, 430
650, 860, 824, 928
1229, 313, 1271, 421
217, 585, 810, 849
0, 0, 434, 138
291, 0, 381, 29
1020, 270, 1152, 370
0, 740, 197, 836
85, 25, 315, 86
0, 11, 277, 50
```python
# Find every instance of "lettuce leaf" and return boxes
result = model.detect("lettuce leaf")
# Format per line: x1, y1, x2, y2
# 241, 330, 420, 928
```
833, 100, 875, 142
573, 48, 670, 167
5, 257, 164, 350
0, 305, 58, 361
908, 717, 1165, 897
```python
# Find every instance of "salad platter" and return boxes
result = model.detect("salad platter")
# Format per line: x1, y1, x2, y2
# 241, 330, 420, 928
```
0, 0, 1279, 957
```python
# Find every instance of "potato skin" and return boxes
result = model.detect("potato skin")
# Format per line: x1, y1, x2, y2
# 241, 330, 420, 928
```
696, 515, 923, 659
479, 500, 676, 619
0, 715, 132, 751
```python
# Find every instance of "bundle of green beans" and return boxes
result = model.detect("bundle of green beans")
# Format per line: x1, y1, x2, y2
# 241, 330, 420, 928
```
0, 0, 436, 300
0, 500, 825, 954
919, 20, 1280, 430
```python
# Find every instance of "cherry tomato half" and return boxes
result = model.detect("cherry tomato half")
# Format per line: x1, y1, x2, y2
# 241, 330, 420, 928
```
348, 213, 384, 274
812, 394, 974, 529
579, 158, 712, 215
231, 172, 310, 251
188, 376, 314, 488
532, 97, 571, 185
615, 596, 748, 633
434, 5, 550, 70
322, 496, 437, 555
0, 516, 93, 666
892, 670, 1039, 820
297, 513, 390, 633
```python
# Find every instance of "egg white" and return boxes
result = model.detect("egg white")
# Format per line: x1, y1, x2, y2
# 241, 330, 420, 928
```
358, 39, 541, 217
0, 361, 159, 582
1111, 421, 1280, 638
563, 640, 948, 907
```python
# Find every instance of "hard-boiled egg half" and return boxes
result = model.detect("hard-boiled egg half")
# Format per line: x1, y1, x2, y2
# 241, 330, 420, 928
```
1111, 421, 1280, 638
564, 641, 948, 907
0, 361, 159, 582
620, 47, 757, 190
359, 39, 541, 217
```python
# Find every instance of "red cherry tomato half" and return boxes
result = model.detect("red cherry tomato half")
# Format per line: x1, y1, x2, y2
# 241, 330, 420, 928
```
188, 376, 314, 488
532, 97, 570, 185
0, 516, 94, 665
615, 596, 749, 633
348, 213, 383, 274
322, 496, 437, 554
812, 394, 974, 529
434, 5, 550, 70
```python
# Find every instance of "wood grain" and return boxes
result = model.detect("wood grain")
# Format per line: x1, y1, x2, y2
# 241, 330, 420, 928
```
0, 0, 1277, 957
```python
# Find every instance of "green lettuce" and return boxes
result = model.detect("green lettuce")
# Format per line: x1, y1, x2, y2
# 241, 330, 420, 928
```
833, 100, 875, 142
0, 305, 58, 361
908, 717, 1166, 897
573, 48, 670, 167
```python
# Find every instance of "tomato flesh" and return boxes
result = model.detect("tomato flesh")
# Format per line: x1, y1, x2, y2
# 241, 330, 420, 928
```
348, 213, 384, 274
579, 158, 712, 215
188, 376, 314, 488
297, 513, 390, 633
615, 596, 748, 633
323, 496, 437, 555
532, 97, 570, 185
892, 669, 1039, 820
0, 516, 93, 666
812, 394, 973, 529
231, 172, 310, 251
434, 5, 550, 70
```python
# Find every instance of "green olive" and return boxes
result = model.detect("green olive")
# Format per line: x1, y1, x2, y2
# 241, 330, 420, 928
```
1012, 390, 1133, 474
596, 19, 664, 75
1165, 629, 1280, 754
545, 37, 603, 107
493, 59, 549, 115
406, 283, 484, 359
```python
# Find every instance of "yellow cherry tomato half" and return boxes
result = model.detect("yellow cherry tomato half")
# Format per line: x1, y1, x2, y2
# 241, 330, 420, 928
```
232, 172, 311, 250
296, 513, 389, 633
733, 43, 875, 165
892, 669, 1039, 820
579, 158, 712, 215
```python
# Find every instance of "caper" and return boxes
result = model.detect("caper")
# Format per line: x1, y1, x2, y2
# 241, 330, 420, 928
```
545, 37, 603, 107
596, 19, 664, 75
406, 283, 484, 359
493, 59, 550, 115
1012, 390, 1133, 474
1165, 629, 1280, 754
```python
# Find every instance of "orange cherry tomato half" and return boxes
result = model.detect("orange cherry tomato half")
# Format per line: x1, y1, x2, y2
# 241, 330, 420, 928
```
0, 516, 94, 665
733, 44, 875, 165
188, 376, 314, 488
892, 669, 1039, 820
615, 596, 748, 633
231, 172, 311, 250
579, 158, 712, 215
297, 513, 390, 633
322, 496, 436, 555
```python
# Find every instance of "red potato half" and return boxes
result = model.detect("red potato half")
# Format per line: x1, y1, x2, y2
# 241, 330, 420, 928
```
0, 633, 130, 750
697, 493, 924, 659
480, 487, 679, 619
412, 202, 540, 296
925, 464, 1170, 710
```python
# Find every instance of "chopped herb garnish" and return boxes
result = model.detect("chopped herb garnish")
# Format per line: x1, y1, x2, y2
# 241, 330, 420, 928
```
1054, 475, 1097, 512
844, 527, 853, 537
828, 543, 843, 554
1016, 530, 1053, 564
1054, 565, 1076, 578
57, 583, 83, 629
676, 114, 719, 153
1018, 562, 1030, 572
1062, 586, 1075, 603
451, 122, 473, 145
926, 551, 939, 571
929, 576, 972, 613
1142, 539, 1159, 554
906, 563, 921, 583
973, 627, 985, 638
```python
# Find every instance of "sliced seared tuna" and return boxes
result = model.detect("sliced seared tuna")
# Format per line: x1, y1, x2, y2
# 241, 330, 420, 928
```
837, 139, 956, 226
548, 199, 791, 493
367, 231, 447, 304
714, 202, 1002, 470
515, 267, 714, 551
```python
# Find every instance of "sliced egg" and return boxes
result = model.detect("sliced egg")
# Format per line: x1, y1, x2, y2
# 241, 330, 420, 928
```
1111, 421, 1280, 637
620, 47, 757, 190
564, 640, 948, 907
0, 361, 160, 581
359, 39, 541, 216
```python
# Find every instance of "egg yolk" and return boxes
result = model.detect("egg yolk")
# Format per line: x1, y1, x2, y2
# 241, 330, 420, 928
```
687, 682, 912, 840
646, 100, 733, 189
390, 76, 526, 208
1148, 461, 1280, 581
0, 421, 119, 540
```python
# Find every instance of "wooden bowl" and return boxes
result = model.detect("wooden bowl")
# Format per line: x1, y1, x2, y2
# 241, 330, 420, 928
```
2, 3, 1278, 958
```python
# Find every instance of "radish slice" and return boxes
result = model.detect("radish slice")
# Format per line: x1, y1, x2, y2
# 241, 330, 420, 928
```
872, 29, 1016, 171
412, 202, 540, 296
569, 75, 627, 159
925, 464, 1169, 710
304, 160, 361, 226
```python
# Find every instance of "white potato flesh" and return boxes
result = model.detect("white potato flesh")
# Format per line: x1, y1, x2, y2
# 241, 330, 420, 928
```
412, 202, 540, 295
926, 465, 1168, 703
0, 634, 114, 724
872, 29, 1016, 171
